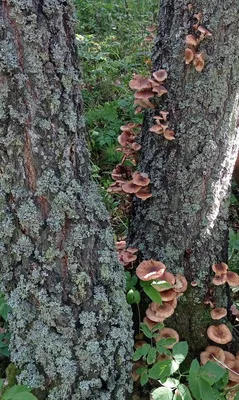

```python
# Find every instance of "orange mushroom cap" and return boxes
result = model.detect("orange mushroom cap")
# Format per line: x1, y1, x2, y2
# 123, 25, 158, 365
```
211, 308, 227, 320
200, 346, 225, 365
136, 260, 166, 281
226, 271, 239, 287
212, 263, 228, 275
207, 324, 232, 344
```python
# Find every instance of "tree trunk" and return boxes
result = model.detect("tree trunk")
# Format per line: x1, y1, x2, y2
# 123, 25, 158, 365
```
0, 1, 133, 399
128, 0, 239, 354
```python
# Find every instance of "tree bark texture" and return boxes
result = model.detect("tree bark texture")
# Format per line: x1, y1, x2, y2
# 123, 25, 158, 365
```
0, 1, 133, 399
128, 0, 239, 352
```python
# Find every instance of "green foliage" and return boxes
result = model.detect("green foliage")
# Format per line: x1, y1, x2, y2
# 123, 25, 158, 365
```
0, 381, 37, 400
228, 228, 239, 272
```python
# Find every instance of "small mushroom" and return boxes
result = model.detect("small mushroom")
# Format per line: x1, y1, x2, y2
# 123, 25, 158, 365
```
122, 181, 142, 194
164, 129, 175, 141
155, 327, 179, 348
136, 260, 166, 281
135, 187, 152, 200
129, 74, 152, 90
193, 52, 205, 72
143, 316, 158, 330
160, 289, 177, 302
185, 34, 198, 47
174, 274, 188, 293
200, 346, 225, 365
224, 351, 236, 369
212, 263, 228, 275
226, 271, 239, 287
207, 324, 232, 344
228, 360, 239, 383
211, 308, 227, 320
212, 274, 227, 286
146, 302, 174, 321
185, 48, 195, 64
132, 171, 150, 187
152, 69, 168, 83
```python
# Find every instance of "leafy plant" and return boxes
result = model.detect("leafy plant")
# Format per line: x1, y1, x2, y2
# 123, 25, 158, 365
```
0, 381, 37, 400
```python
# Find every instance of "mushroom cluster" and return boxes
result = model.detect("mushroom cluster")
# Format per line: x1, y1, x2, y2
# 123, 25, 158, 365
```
212, 262, 239, 287
149, 111, 175, 141
117, 123, 142, 165
108, 169, 152, 200
116, 240, 138, 268
129, 69, 168, 113
136, 260, 188, 325
184, 12, 212, 72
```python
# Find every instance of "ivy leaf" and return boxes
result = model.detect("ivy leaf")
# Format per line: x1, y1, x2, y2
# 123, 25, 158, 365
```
147, 347, 157, 365
133, 344, 151, 361
172, 342, 188, 364
143, 285, 162, 304
151, 387, 173, 400
177, 384, 193, 400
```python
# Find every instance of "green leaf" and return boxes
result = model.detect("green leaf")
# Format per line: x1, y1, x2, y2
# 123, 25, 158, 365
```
152, 280, 172, 291
156, 342, 171, 355
133, 344, 151, 361
0, 297, 10, 321
148, 360, 172, 380
136, 366, 147, 375
162, 378, 180, 389
140, 370, 148, 386
151, 387, 173, 400
151, 323, 164, 333
177, 384, 193, 400
140, 280, 151, 288
188, 360, 201, 400
200, 361, 226, 385
147, 347, 157, 365
198, 377, 218, 400
126, 289, 141, 304
0, 379, 3, 390
12, 394, 37, 400
214, 370, 228, 390
143, 285, 162, 304
140, 323, 153, 339
172, 342, 188, 364
169, 360, 180, 375
2, 386, 35, 400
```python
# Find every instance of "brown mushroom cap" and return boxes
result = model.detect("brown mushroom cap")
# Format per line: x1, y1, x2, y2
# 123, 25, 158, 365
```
143, 317, 158, 330
152, 85, 168, 96
224, 351, 236, 369
136, 260, 166, 281
121, 250, 137, 264
134, 89, 155, 100
129, 74, 152, 90
211, 308, 227, 320
155, 327, 179, 348
167, 297, 177, 309
145, 307, 165, 323
159, 111, 169, 122
160, 289, 177, 302
185, 48, 195, 64
174, 274, 188, 293
116, 241, 126, 250
122, 181, 142, 194
152, 69, 168, 83
207, 324, 232, 344
226, 271, 239, 287
164, 129, 175, 141
132, 171, 150, 187
229, 360, 239, 383
212, 274, 227, 286
149, 302, 175, 320
135, 187, 152, 200
193, 52, 205, 72
160, 271, 176, 287
212, 263, 228, 275
185, 34, 198, 47
200, 346, 225, 365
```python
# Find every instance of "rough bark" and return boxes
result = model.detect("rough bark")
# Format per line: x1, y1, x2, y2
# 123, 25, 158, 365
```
0, 1, 133, 399
128, 0, 239, 352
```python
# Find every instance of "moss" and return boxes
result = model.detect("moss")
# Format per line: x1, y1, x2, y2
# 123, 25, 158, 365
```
5, 363, 21, 388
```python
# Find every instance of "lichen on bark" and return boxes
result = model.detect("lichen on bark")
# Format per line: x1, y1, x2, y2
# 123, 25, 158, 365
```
0, 0, 133, 398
